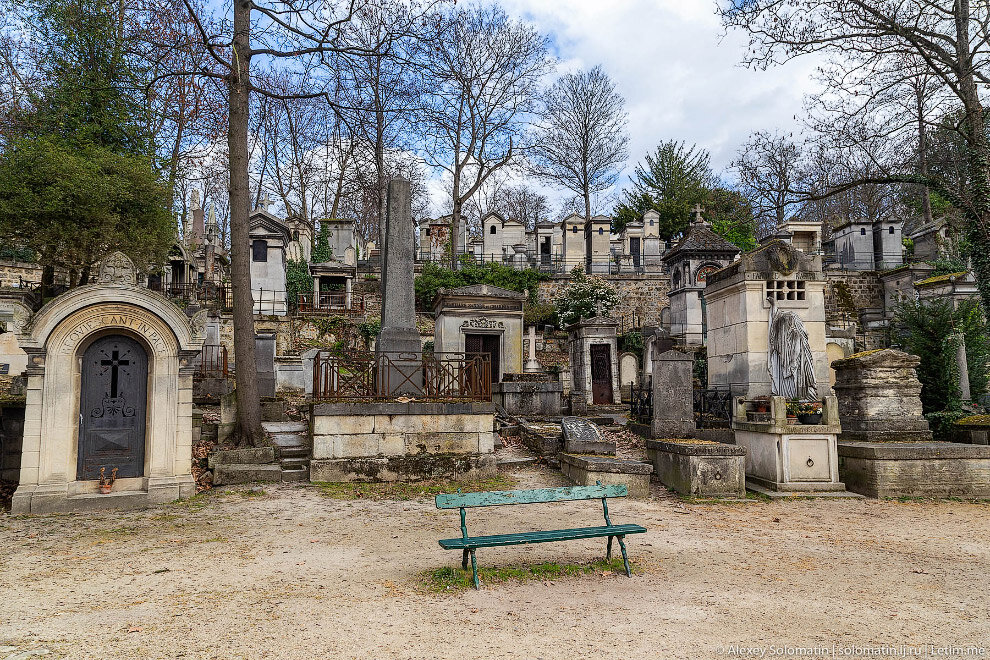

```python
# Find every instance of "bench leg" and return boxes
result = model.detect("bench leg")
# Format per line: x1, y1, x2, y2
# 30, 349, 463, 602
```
617, 535, 631, 577
470, 549, 480, 590
462, 549, 470, 570
606, 535, 613, 561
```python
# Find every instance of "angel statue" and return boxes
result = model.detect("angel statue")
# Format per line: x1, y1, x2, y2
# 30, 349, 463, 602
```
767, 298, 818, 400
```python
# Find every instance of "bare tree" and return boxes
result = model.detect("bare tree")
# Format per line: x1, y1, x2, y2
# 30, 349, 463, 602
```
416, 4, 551, 268
720, 0, 990, 307
733, 131, 803, 238
497, 183, 549, 230
175, 0, 429, 446
530, 65, 628, 222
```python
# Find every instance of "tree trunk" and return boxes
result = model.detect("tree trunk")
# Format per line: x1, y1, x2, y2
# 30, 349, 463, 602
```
227, 0, 265, 447
451, 168, 461, 270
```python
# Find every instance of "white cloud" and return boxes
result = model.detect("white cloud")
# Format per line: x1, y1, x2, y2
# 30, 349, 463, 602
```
425, 0, 824, 217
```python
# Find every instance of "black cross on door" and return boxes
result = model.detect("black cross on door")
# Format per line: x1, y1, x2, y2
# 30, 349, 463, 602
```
100, 349, 130, 397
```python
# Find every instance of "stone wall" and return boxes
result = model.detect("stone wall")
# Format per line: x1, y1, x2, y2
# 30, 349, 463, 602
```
0, 261, 44, 288
309, 401, 496, 482
824, 271, 883, 320
537, 273, 670, 328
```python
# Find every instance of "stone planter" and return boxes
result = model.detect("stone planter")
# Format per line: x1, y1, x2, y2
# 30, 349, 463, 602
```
646, 439, 746, 497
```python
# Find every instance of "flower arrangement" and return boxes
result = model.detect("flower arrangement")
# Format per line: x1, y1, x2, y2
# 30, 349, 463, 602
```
98, 467, 118, 494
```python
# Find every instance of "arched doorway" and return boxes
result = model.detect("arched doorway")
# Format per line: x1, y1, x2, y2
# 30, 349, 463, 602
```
78, 334, 148, 480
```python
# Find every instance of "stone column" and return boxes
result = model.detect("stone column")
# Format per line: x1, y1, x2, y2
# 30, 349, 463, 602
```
524, 325, 541, 372
956, 334, 972, 403
651, 349, 696, 439
376, 179, 422, 395
345, 278, 353, 311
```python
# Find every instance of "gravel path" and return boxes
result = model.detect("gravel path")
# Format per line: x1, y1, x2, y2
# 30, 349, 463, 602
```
1, 466, 988, 660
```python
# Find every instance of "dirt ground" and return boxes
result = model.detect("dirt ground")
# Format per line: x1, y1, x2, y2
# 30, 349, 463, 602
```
1, 465, 988, 660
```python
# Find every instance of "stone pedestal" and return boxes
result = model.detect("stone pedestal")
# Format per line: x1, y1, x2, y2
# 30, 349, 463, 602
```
831, 349, 932, 442
651, 349, 695, 439
732, 396, 846, 492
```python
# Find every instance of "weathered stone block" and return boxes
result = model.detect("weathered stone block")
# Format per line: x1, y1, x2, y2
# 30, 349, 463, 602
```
208, 447, 276, 468
646, 439, 746, 497
314, 414, 375, 436
406, 432, 481, 454
310, 453, 496, 482
213, 463, 281, 485
562, 416, 615, 454
558, 453, 653, 498
838, 441, 990, 497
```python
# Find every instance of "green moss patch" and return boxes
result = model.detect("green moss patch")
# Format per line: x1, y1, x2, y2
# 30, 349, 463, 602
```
313, 474, 517, 501
421, 557, 637, 593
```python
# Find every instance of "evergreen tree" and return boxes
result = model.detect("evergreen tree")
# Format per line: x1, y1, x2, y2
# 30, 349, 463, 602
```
0, 0, 172, 286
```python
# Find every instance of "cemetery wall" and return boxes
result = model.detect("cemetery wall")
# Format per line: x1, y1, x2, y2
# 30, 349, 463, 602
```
0, 261, 44, 288
824, 271, 883, 318
537, 273, 670, 328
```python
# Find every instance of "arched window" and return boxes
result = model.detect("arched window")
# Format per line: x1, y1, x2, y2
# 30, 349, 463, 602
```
598, 227, 604, 235
490, 225, 497, 235
889, 226, 895, 235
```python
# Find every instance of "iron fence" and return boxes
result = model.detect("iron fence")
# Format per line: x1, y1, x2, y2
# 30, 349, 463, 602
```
693, 388, 733, 429
630, 385, 653, 424
197, 344, 229, 378
312, 350, 492, 402
296, 291, 365, 315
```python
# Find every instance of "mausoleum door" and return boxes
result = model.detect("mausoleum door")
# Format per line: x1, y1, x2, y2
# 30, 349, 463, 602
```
590, 344, 613, 404
78, 334, 148, 480
465, 333, 500, 383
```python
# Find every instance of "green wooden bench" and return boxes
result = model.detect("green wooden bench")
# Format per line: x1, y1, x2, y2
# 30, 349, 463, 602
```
436, 483, 647, 589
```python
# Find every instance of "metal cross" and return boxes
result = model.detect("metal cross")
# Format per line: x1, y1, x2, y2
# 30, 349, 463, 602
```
100, 349, 130, 398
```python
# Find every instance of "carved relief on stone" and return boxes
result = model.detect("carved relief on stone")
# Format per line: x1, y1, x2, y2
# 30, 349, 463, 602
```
460, 318, 505, 330
97, 251, 137, 286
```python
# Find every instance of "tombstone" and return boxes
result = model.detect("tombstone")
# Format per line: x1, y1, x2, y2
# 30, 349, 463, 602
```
255, 333, 277, 398
705, 241, 846, 494
561, 416, 615, 454
619, 352, 639, 395
524, 325, 542, 373
651, 350, 695, 439
376, 178, 421, 395
11, 252, 203, 513
567, 316, 620, 406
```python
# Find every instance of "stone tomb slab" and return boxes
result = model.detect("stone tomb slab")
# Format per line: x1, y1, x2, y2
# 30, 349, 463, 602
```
838, 441, 990, 498
561, 416, 616, 455
646, 439, 746, 498
558, 453, 653, 498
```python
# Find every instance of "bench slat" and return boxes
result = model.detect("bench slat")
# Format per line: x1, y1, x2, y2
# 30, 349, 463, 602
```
438, 524, 646, 549
435, 485, 628, 509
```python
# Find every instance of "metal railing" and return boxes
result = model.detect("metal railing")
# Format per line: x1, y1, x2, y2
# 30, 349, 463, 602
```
296, 291, 365, 315
693, 388, 733, 429
312, 350, 492, 402
630, 385, 653, 424
148, 281, 200, 300
197, 344, 229, 378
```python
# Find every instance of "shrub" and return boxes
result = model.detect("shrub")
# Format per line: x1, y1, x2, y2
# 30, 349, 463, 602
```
525, 301, 557, 328
414, 261, 548, 310
554, 268, 619, 326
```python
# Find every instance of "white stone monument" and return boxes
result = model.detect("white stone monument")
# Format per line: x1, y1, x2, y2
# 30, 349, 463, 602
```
11, 252, 204, 513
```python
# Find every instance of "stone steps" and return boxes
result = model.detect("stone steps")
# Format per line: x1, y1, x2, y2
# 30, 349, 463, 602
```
213, 463, 282, 485
263, 421, 308, 434
263, 421, 312, 483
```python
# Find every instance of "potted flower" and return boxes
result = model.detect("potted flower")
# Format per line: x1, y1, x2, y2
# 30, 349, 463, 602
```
785, 399, 801, 425
98, 467, 118, 494
796, 401, 823, 425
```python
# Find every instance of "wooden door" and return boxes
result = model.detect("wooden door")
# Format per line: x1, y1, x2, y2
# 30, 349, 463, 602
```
78, 335, 148, 480
590, 344, 613, 404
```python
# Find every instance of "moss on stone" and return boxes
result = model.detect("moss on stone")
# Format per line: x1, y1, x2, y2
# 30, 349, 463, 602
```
955, 414, 990, 427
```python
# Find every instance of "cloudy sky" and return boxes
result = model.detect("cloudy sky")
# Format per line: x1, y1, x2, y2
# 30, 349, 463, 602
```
432, 0, 824, 216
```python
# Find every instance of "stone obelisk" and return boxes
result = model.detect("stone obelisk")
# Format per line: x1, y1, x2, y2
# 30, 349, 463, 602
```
376, 179, 422, 394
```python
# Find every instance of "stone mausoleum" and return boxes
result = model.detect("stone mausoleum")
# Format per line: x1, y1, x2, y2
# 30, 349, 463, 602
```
11, 253, 203, 513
